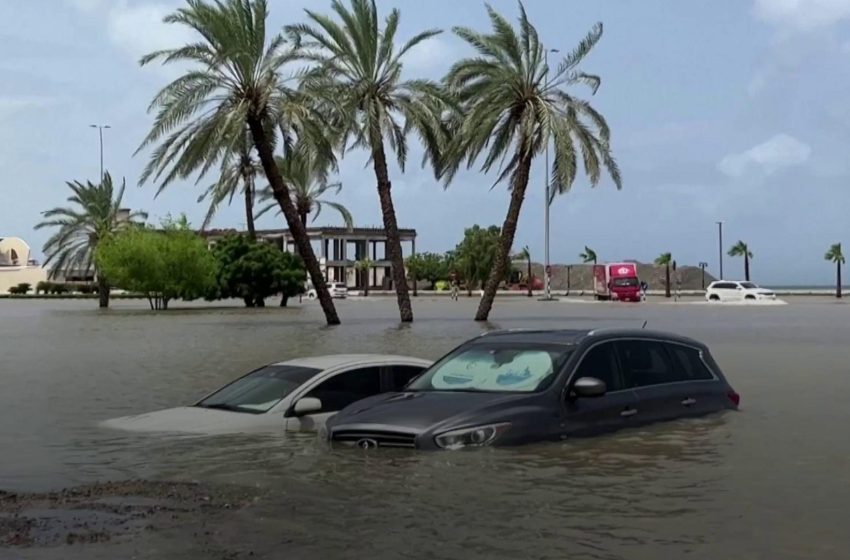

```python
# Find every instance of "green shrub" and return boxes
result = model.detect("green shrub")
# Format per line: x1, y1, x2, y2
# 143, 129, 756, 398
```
52, 284, 69, 294
434, 280, 449, 292
36, 281, 51, 294
16, 283, 31, 294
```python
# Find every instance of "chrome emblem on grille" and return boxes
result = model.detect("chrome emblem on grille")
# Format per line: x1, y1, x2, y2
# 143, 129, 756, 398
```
357, 438, 378, 449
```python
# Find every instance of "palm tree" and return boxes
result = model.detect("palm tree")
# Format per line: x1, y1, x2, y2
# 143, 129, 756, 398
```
288, 0, 448, 323
517, 246, 533, 297
255, 151, 353, 229
728, 240, 753, 281
356, 258, 373, 296
443, 5, 621, 321
136, 0, 340, 325
655, 252, 672, 298
825, 243, 844, 299
579, 246, 597, 265
35, 173, 147, 308
197, 128, 262, 239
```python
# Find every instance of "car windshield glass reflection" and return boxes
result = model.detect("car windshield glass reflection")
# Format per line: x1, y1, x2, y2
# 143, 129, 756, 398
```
408, 344, 572, 393
612, 277, 638, 287
197, 365, 320, 414
740, 282, 758, 289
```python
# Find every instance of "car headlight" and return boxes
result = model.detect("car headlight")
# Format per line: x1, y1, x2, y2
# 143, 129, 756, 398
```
434, 423, 511, 450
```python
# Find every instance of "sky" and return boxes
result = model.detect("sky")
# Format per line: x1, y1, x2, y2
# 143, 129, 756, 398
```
2, 0, 850, 285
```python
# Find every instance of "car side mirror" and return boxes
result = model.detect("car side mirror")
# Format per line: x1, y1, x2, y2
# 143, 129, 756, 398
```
572, 377, 607, 398
293, 397, 322, 416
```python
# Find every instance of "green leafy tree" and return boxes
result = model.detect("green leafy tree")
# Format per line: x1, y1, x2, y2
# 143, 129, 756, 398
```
35, 173, 148, 308
441, 5, 621, 321
210, 235, 306, 307
256, 150, 353, 228
655, 252, 673, 298
288, 0, 449, 322
453, 225, 502, 296
355, 258, 373, 296
579, 246, 597, 265
728, 240, 753, 281
825, 243, 845, 299
197, 129, 262, 239
137, 0, 340, 325
96, 219, 216, 310
406, 253, 448, 290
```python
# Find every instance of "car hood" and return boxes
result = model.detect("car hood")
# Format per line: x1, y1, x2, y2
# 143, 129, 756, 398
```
100, 406, 279, 435
329, 391, 530, 433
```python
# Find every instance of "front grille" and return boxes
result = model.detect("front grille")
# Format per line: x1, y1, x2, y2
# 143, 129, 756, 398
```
331, 429, 417, 448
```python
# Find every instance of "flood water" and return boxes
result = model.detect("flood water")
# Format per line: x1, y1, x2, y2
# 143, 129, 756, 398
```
2, 297, 849, 558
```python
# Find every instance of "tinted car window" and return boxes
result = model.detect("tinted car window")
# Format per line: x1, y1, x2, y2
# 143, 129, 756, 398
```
197, 365, 320, 413
306, 367, 381, 412
666, 344, 715, 381
617, 340, 679, 388
573, 343, 622, 392
716, 282, 737, 290
612, 277, 638, 287
389, 365, 426, 391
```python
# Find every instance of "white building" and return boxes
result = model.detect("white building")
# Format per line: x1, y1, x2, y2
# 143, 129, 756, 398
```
0, 237, 47, 293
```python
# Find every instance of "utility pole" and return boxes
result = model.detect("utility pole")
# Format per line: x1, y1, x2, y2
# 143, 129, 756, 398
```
90, 124, 111, 182
716, 221, 724, 280
541, 47, 560, 302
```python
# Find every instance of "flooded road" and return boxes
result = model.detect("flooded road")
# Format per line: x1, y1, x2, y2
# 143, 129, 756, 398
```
1, 297, 849, 558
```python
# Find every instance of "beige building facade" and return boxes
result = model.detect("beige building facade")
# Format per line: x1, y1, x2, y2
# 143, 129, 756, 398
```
0, 237, 48, 293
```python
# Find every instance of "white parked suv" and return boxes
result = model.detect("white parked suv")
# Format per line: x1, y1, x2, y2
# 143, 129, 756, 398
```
306, 282, 348, 299
705, 280, 776, 302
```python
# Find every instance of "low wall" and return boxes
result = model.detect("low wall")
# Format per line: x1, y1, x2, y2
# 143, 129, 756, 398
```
0, 266, 48, 294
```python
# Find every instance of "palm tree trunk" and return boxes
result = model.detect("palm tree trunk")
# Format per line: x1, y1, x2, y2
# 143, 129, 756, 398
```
243, 173, 256, 241
665, 265, 671, 298
744, 254, 750, 281
370, 134, 413, 322
475, 149, 533, 321
299, 211, 308, 229
97, 274, 110, 308
838, 261, 843, 299
526, 259, 532, 297
247, 114, 340, 326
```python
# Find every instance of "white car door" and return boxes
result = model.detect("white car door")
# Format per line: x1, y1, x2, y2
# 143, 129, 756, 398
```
284, 365, 383, 431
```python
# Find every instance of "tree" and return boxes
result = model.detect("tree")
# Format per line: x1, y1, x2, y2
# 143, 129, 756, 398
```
197, 128, 262, 239
138, 0, 340, 325
728, 240, 753, 281
516, 246, 533, 297
96, 219, 216, 310
355, 258, 373, 296
289, 0, 448, 323
580, 246, 598, 265
453, 225, 502, 295
655, 252, 672, 298
256, 150, 353, 228
35, 173, 147, 308
406, 253, 448, 290
442, 5, 621, 321
825, 243, 845, 299
210, 235, 306, 307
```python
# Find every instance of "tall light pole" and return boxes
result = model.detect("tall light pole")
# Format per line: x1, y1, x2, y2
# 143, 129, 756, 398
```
542, 47, 559, 301
89, 124, 111, 182
716, 221, 724, 279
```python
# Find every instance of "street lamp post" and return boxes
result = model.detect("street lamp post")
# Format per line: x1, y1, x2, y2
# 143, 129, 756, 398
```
90, 124, 111, 182
716, 221, 724, 280
542, 47, 560, 301
699, 261, 709, 290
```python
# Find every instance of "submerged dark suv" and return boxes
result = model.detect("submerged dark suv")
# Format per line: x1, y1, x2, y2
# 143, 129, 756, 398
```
326, 329, 739, 450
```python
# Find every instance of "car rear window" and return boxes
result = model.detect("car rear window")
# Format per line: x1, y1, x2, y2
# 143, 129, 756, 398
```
667, 345, 715, 381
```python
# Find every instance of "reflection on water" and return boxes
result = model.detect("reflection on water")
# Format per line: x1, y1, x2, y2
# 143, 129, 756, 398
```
2, 298, 850, 558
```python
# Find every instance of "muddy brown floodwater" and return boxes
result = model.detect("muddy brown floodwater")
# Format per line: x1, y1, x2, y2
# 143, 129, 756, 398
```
1, 297, 849, 559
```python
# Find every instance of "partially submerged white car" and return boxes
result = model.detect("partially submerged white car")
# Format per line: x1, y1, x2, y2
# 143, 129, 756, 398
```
705, 280, 776, 302
101, 355, 431, 435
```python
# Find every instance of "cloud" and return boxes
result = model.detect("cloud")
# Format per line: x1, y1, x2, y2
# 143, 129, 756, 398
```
0, 96, 56, 121
106, 2, 194, 64
718, 133, 812, 177
753, 0, 850, 31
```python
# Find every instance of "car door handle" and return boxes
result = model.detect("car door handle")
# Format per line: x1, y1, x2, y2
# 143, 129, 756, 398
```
620, 408, 638, 417
681, 398, 696, 406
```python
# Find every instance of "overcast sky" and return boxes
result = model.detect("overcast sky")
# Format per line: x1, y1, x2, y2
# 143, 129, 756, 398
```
2, 0, 849, 284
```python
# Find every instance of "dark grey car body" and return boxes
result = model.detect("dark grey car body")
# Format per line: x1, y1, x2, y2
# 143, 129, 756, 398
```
326, 329, 739, 450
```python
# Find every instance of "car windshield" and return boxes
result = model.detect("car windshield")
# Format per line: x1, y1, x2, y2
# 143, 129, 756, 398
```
407, 343, 573, 393
740, 282, 758, 289
196, 365, 320, 414
612, 277, 639, 287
